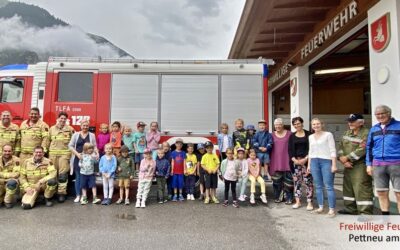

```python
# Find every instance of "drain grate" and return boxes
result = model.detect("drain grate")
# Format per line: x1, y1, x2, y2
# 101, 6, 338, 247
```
116, 213, 137, 220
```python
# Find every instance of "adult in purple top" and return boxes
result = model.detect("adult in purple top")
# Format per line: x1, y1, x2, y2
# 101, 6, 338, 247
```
269, 118, 293, 204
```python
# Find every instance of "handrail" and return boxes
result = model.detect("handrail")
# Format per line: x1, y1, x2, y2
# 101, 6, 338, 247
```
48, 57, 275, 65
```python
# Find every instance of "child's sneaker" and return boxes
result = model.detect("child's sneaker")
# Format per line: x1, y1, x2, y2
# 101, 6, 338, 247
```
92, 197, 101, 204
223, 200, 229, 207
260, 194, 268, 204
101, 199, 108, 205
116, 198, 123, 204
80, 197, 88, 205
238, 195, 245, 202
158, 199, 164, 204
74, 196, 80, 203
172, 195, 178, 202
212, 196, 219, 204
204, 197, 210, 204
250, 194, 256, 205
140, 200, 146, 208
135, 199, 141, 208
125, 199, 130, 205
191, 194, 195, 200
232, 201, 239, 208
106, 198, 112, 205
187, 194, 191, 201
178, 194, 184, 201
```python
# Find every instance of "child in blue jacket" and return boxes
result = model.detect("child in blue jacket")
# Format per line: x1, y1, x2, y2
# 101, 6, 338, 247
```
253, 120, 273, 180
155, 148, 171, 203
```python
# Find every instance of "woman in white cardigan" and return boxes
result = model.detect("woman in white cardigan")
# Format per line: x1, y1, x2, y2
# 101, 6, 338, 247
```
68, 120, 98, 203
307, 118, 337, 217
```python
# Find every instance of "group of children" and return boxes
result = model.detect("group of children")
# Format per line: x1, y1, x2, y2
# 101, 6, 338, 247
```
76, 118, 274, 209
76, 121, 157, 206
217, 118, 272, 206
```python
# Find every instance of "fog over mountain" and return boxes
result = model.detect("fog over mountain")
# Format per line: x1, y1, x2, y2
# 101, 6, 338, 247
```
0, 1, 132, 65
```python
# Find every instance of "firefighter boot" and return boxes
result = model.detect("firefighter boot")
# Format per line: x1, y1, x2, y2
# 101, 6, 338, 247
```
4, 180, 18, 208
45, 198, 53, 207
57, 173, 68, 203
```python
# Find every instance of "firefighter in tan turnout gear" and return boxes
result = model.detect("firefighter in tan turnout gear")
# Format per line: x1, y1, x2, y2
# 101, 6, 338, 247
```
0, 144, 21, 208
19, 146, 57, 209
0, 111, 21, 155
48, 112, 74, 202
19, 107, 49, 163
338, 114, 374, 215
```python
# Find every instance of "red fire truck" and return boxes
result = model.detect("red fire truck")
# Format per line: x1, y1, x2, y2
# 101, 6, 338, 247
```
0, 57, 273, 146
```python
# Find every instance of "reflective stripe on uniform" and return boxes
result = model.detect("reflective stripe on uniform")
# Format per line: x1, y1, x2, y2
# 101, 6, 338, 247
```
21, 131, 42, 135
343, 196, 356, 201
350, 152, 361, 160
343, 136, 363, 143
356, 201, 374, 206
50, 135, 69, 140
49, 150, 70, 155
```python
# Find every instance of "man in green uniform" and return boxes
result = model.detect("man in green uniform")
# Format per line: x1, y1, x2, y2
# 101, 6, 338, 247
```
338, 114, 373, 215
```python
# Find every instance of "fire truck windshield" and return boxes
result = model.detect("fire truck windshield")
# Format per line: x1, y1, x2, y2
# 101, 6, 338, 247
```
0, 78, 24, 103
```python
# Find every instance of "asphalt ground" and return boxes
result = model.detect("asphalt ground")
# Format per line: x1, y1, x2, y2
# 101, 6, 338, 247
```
1, 179, 399, 250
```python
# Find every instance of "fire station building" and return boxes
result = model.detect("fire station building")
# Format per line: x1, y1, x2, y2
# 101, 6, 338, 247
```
229, 0, 398, 137
229, 0, 399, 210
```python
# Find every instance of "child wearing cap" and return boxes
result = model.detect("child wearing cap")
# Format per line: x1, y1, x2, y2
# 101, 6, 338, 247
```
246, 124, 256, 150
116, 146, 134, 205
253, 120, 273, 181
201, 141, 220, 204
146, 121, 161, 160
162, 141, 173, 199
185, 143, 198, 200
196, 143, 206, 200
237, 147, 249, 201
217, 123, 233, 161
220, 148, 241, 208
171, 138, 186, 202
110, 121, 123, 157
134, 121, 147, 174
155, 148, 170, 203
232, 118, 249, 155
135, 149, 156, 208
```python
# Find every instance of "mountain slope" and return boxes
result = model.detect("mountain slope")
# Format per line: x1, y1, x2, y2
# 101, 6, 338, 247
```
0, 1, 133, 65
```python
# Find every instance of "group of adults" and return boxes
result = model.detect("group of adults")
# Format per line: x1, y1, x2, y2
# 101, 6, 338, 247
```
272, 104, 399, 216
0, 108, 94, 209
280, 105, 400, 216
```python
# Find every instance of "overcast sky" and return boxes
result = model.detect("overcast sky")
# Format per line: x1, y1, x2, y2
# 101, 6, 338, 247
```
17, 0, 245, 59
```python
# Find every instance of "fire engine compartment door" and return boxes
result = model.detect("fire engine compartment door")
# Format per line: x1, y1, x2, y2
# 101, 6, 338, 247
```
161, 75, 218, 134
49, 71, 98, 131
221, 75, 263, 130
111, 74, 158, 128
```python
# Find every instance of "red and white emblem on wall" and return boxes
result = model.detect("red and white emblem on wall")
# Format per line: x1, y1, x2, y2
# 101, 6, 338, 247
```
290, 77, 297, 97
371, 12, 391, 53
